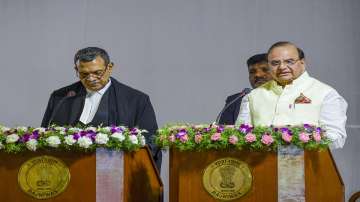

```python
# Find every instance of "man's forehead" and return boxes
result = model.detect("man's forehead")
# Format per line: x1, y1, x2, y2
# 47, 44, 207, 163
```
268, 45, 298, 58
77, 56, 106, 66
249, 61, 268, 69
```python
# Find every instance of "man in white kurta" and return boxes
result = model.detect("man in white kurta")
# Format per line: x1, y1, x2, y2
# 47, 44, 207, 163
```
236, 42, 347, 149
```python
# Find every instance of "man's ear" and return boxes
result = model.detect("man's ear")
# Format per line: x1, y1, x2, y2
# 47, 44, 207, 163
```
108, 62, 114, 73
300, 59, 307, 71
300, 58, 306, 64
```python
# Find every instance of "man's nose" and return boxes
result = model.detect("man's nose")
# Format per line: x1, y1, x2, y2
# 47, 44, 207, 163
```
85, 74, 97, 81
279, 61, 290, 70
255, 71, 265, 78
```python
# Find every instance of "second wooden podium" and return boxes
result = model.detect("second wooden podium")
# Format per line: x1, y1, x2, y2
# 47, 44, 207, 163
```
170, 148, 343, 202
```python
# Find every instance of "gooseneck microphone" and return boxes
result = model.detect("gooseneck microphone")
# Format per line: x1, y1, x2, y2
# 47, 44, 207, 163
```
215, 88, 251, 124
47, 91, 76, 127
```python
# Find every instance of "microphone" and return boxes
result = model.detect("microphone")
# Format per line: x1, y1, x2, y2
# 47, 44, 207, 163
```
215, 88, 251, 124
47, 91, 76, 127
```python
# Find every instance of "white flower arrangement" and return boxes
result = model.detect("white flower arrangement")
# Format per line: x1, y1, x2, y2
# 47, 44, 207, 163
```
46, 136, 61, 148
64, 135, 77, 145
0, 125, 147, 153
6, 134, 19, 143
16, 127, 28, 132
0, 126, 10, 133
78, 136, 93, 148
54, 126, 66, 131
102, 126, 112, 133
26, 139, 38, 151
111, 132, 125, 142
95, 133, 109, 145
129, 135, 138, 145
34, 127, 46, 133
68, 127, 81, 133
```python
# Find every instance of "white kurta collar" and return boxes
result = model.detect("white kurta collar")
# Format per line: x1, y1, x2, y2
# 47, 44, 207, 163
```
270, 71, 310, 95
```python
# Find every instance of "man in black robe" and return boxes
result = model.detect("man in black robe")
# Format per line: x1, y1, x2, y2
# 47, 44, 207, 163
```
41, 47, 161, 170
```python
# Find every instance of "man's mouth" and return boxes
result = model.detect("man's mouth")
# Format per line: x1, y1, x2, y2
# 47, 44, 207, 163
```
87, 80, 98, 84
87, 82, 99, 87
255, 78, 266, 84
278, 72, 291, 76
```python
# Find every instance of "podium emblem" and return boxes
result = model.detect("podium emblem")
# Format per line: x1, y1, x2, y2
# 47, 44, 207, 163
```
18, 155, 70, 199
202, 157, 252, 200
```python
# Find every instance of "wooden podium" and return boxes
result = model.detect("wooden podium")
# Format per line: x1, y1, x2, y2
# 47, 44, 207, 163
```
0, 146, 163, 202
170, 148, 344, 202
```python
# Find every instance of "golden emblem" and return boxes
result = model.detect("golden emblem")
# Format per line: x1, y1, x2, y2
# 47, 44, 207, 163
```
202, 157, 252, 201
18, 155, 70, 199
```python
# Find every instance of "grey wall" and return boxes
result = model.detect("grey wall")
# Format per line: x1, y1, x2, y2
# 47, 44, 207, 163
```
0, 0, 359, 201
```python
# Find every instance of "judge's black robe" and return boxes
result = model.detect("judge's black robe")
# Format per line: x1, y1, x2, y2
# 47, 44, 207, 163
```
41, 77, 161, 170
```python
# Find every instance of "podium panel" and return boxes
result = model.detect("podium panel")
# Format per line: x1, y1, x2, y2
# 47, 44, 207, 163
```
170, 149, 277, 202
170, 149, 343, 202
305, 150, 344, 202
0, 147, 162, 202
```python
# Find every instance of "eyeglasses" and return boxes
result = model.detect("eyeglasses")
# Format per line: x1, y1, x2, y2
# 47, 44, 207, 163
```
269, 58, 300, 67
75, 66, 108, 80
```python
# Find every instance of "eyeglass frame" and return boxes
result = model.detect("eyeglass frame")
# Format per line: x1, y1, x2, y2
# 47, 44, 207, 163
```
268, 58, 301, 68
74, 63, 111, 80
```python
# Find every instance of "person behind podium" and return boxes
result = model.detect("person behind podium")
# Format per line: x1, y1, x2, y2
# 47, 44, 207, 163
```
41, 47, 161, 169
236, 41, 348, 149
217, 53, 272, 125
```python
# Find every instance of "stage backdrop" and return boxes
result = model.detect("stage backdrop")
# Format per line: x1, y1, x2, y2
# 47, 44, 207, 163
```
0, 0, 359, 201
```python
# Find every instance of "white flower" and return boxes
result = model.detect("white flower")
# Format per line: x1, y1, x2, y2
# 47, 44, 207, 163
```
26, 139, 38, 151
129, 135, 138, 145
86, 127, 97, 131
102, 127, 112, 133
64, 135, 76, 145
78, 136, 93, 148
0, 142, 4, 150
54, 126, 66, 131
46, 136, 61, 148
53, 127, 66, 135
34, 127, 46, 133
111, 132, 125, 142
68, 127, 81, 133
6, 134, 19, 143
0, 126, 10, 132
16, 126, 27, 132
95, 133, 109, 145
139, 135, 146, 146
